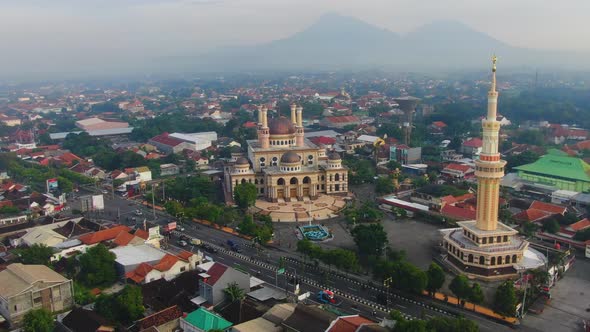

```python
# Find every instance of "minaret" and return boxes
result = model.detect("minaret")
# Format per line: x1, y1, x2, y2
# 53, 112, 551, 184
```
258, 105, 270, 149
290, 103, 297, 125
295, 105, 305, 147
474, 56, 507, 231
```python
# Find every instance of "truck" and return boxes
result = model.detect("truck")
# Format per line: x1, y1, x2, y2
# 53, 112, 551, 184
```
162, 222, 177, 235
191, 238, 202, 246
316, 290, 341, 306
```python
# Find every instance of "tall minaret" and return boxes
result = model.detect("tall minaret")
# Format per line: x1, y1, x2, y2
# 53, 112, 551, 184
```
474, 56, 507, 231
295, 105, 305, 147
258, 105, 270, 149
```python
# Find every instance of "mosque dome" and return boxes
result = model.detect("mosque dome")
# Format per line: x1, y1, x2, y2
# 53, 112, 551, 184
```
328, 152, 342, 160
280, 151, 300, 164
269, 117, 296, 135
235, 157, 249, 166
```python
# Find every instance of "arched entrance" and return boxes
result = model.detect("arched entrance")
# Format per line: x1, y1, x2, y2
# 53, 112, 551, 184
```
277, 178, 285, 199
289, 177, 298, 198
303, 176, 311, 197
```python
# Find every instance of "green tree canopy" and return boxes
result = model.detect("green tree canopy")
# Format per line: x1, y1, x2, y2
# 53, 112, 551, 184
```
375, 176, 395, 195
426, 263, 446, 295
95, 285, 144, 324
351, 223, 388, 257
542, 218, 560, 234
17, 244, 54, 266
23, 308, 54, 332
493, 281, 517, 317
224, 282, 246, 302
469, 282, 485, 306
234, 182, 257, 209
78, 244, 117, 287
450, 275, 472, 304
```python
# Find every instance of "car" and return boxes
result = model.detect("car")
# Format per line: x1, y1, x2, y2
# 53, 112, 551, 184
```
134, 210, 143, 216
177, 240, 188, 247
179, 235, 190, 242
102, 189, 108, 194
177, 225, 185, 232
202, 245, 218, 253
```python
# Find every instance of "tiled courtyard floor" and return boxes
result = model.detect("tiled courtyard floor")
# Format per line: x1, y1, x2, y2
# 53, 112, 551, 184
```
254, 194, 349, 222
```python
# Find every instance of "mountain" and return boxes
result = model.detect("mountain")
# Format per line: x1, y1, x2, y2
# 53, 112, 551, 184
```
185, 13, 588, 72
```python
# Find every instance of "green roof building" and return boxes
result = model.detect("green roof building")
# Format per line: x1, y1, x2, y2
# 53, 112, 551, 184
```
514, 150, 590, 192
180, 307, 232, 332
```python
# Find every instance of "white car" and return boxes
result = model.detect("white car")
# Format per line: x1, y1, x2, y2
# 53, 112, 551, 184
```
134, 210, 143, 216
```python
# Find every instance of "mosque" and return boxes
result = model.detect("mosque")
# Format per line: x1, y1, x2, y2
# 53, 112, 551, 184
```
224, 104, 348, 202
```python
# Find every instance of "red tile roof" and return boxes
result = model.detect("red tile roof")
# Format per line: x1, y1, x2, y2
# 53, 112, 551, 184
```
462, 138, 483, 148
324, 116, 360, 123
79, 225, 131, 245
242, 121, 258, 128
530, 201, 567, 215
137, 305, 183, 330
513, 209, 551, 222
431, 121, 447, 128
444, 163, 473, 173
309, 136, 336, 146
575, 140, 590, 151
568, 218, 590, 232
150, 133, 185, 147
113, 231, 136, 246
134, 229, 149, 240
126, 262, 154, 283
176, 250, 193, 262
453, 193, 475, 202
153, 254, 179, 272
441, 205, 477, 220
327, 315, 374, 332
204, 263, 228, 286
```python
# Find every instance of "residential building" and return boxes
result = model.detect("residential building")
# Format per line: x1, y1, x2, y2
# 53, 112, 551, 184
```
389, 145, 422, 165
160, 163, 180, 176
0, 263, 74, 326
441, 163, 475, 179
75, 117, 129, 132
460, 138, 483, 156
149, 133, 194, 154
169, 132, 218, 151
196, 262, 250, 306
58, 307, 114, 332
320, 115, 361, 129
135, 305, 183, 332
180, 308, 232, 332
125, 251, 200, 284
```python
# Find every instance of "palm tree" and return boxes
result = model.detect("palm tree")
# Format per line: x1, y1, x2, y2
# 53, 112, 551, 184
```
223, 282, 245, 323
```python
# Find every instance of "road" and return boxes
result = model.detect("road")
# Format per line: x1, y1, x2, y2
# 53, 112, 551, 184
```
70, 190, 541, 332
170, 226, 537, 332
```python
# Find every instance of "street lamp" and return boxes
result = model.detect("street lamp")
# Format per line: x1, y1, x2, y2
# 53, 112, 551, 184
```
383, 277, 393, 310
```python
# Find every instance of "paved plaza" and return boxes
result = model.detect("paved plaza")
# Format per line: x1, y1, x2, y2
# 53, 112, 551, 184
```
254, 194, 349, 222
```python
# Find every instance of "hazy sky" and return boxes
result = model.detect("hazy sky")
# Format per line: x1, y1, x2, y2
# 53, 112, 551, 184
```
2, 0, 589, 77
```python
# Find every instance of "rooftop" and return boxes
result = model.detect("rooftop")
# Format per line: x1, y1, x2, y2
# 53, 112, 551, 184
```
0, 263, 70, 298
111, 244, 166, 266
458, 220, 519, 236
183, 308, 232, 331
514, 152, 590, 182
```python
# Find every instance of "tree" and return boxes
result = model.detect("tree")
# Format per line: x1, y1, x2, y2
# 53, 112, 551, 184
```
234, 182, 257, 209
223, 282, 246, 303
17, 244, 54, 265
426, 263, 446, 295
449, 275, 471, 306
116, 285, 145, 322
375, 176, 395, 194
448, 136, 463, 151
493, 281, 517, 317
78, 244, 117, 287
351, 224, 388, 257
469, 282, 485, 309
164, 200, 184, 217
542, 218, 560, 234
23, 308, 54, 332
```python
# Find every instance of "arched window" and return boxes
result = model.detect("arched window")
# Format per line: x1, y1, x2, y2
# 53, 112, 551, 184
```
479, 256, 484, 265
491, 257, 496, 265
241, 179, 246, 184
277, 178, 285, 185
505, 255, 510, 264
482, 237, 487, 244
255, 179, 258, 185
303, 176, 311, 184
248, 179, 252, 183
290, 177, 298, 185
498, 256, 503, 264
260, 179, 264, 185
468, 254, 473, 263
512, 255, 517, 263
321, 175, 325, 181
329, 174, 333, 181
272, 157, 278, 166
497, 236, 502, 243
335, 173, 340, 181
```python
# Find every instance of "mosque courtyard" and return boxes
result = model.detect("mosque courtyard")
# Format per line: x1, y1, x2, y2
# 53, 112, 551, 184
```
253, 194, 350, 222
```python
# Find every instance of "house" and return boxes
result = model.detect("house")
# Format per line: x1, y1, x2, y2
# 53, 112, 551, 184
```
460, 138, 483, 156
281, 304, 338, 332
0, 263, 74, 326
565, 218, 590, 233
196, 262, 250, 306
180, 307, 233, 332
320, 116, 361, 129
20, 227, 67, 247
58, 307, 114, 332
441, 163, 475, 179
529, 201, 567, 216
78, 225, 132, 246
389, 144, 422, 165
135, 305, 183, 332
440, 204, 477, 221
169, 132, 218, 151
135, 166, 152, 182
428, 121, 447, 135
325, 315, 382, 332
125, 251, 200, 284
160, 163, 180, 176
111, 244, 168, 275
231, 303, 295, 332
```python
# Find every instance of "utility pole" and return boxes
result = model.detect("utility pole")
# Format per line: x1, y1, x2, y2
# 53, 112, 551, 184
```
521, 272, 528, 318
151, 183, 156, 220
